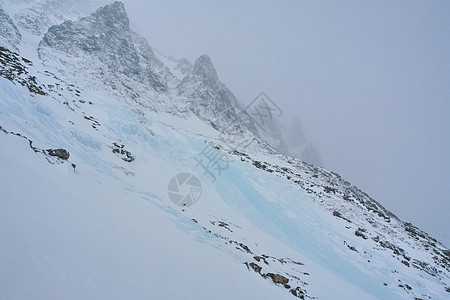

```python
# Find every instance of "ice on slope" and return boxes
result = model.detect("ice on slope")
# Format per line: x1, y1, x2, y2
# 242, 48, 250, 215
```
0, 133, 298, 300
0, 75, 378, 299
2, 71, 448, 298
0, 0, 449, 298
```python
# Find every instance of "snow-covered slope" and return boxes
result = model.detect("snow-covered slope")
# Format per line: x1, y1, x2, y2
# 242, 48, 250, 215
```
1, 1, 449, 299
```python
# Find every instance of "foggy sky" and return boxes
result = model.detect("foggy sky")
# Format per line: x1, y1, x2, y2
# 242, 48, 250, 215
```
120, 0, 450, 246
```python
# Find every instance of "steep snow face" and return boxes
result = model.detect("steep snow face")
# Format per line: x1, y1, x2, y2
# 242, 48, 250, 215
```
0, 128, 297, 300
0, 4, 21, 51
1, 1, 449, 299
13, 2, 60, 36
152, 50, 193, 86
38, 1, 170, 98
1, 48, 449, 298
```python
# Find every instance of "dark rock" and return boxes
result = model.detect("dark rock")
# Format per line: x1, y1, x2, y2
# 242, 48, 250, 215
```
290, 286, 306, 299
239, 243, 251, 253
324, 186, 337, 194
254, 256, 269, 265
46, 148, 70, 160
111, 142, 134, 162
0, 47, 47, 95
401, 260, 410, 267
333, 210, 352, 223
355, 228, 368, 240
348, 245, 358, 252
264, 273, 289, 285
248, 262, 262, 274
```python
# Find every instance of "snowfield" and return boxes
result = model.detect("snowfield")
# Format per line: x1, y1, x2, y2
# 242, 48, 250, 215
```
0, 78, 375, 299
0, 1, 449, 299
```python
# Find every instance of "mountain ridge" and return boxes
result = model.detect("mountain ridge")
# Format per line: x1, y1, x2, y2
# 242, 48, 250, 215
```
0, 1, 448, 299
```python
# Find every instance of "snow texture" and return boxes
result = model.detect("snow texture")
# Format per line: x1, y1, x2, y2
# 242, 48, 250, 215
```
0, 1, 449, 299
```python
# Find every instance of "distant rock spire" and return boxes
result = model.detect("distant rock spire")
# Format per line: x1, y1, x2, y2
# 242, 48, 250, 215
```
288, 118, 306, 147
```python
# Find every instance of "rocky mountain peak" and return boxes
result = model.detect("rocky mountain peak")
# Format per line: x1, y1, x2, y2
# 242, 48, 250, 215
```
91, 1, 128, 29
40, 1, 131, 57
176, 54, 259, 134
39, 1, 169, 94
192, 54, 219, 82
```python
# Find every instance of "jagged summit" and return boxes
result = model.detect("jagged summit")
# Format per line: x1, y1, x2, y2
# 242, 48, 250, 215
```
38, 1, 170, 94
178, 54, 228, 99
40, 1, 129, 55
191, 54, 219, 83
36, 1, 258, 134
90, 1, 128, 29
177, 54, 257, 134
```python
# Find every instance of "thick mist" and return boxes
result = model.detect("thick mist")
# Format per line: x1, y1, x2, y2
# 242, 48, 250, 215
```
119, 0, 450, 246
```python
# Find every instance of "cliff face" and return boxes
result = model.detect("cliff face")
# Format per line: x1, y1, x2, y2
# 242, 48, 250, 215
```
0, 5, 21, 51
38, 2, 170, 96
177, 54, 257, 134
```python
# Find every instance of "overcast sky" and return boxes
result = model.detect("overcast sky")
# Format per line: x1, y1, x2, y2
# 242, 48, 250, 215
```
120, 0, 450, 246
